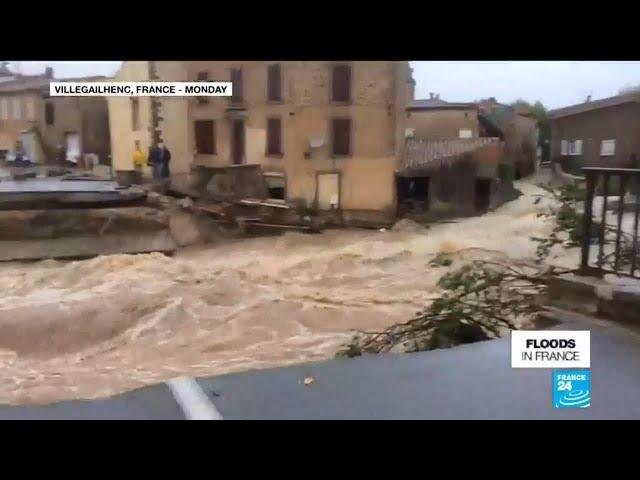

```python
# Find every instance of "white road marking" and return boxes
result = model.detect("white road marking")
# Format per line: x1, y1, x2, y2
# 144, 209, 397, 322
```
166, 376, 223, 420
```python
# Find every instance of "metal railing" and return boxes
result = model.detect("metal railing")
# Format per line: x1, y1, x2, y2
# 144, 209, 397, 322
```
581, 167, 640, 278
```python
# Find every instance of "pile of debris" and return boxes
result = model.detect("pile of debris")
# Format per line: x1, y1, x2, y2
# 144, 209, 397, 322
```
170, 164, 324, 235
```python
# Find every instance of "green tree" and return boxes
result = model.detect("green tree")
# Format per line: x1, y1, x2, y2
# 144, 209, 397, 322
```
510, 99, 551, 163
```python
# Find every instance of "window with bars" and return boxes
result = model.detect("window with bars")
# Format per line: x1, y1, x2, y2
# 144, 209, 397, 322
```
194, 120, 216, 154
331, 118, 351, 156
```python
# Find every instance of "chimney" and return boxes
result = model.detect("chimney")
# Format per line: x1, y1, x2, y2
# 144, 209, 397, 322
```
45, 66, 53, 78
429, 92, 434, 99
436, 94, 440, 100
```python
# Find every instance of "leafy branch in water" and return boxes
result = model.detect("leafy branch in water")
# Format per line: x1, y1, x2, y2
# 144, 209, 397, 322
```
337, 259, 560, 358
530, 181, 594, 263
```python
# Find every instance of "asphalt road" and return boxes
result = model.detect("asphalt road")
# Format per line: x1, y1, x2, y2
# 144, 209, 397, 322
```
2, 311, 640, 420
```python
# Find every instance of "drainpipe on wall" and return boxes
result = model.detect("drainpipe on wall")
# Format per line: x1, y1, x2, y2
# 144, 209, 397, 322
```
148, 61, 162, 146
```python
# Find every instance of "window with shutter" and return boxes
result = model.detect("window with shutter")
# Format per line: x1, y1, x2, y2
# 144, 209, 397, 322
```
194, 120, 215, 154
267, 64, 282, 102
266, 118, 282, 156
45, 102, 55, 125
196, 71, 209, 104
231, 68, 243, 102
568, 140, 582, 156
332, 65, 351, 102
601, 139, 616, 156
131, 98, 140, 130
332, 118, 351, 156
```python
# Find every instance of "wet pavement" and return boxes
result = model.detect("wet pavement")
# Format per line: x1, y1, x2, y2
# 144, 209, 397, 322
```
2, 311, 640, 420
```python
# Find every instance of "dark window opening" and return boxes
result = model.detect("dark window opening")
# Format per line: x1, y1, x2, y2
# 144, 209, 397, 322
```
332, 65, 351, 102
267, 64, 282, 102
269, 186, 285, 199
265, 174, 286, 200
268, 186, 285, 199
331, 118, 351, 156
266, 118, 282, 156
474, 178, 492, 212
45, 102, 55, 126
195, 120, 216, 154
196, 71, 209, 104
396, 176, 430, 215
131, 98, 140, 131
231, 119, 245, 165
231, 68, 243, 102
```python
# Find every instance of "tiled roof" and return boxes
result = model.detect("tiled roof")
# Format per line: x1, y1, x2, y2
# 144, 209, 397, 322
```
548, 93, 640, 119
400, 137, 502, 173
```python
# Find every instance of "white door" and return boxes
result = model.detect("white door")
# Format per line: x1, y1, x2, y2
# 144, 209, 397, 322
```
317, 173, 340, 210
65, 132, 81, 163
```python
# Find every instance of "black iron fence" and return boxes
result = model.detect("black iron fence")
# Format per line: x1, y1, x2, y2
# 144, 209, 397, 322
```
580, 167, 640, 278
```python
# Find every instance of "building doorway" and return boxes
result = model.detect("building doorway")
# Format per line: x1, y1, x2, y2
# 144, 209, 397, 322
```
317, 173, 340, 210
474, 178, 492, 212
65, 132, 81, 165
396, 176, 430, 215
265, 172, 286, 200
231, 119, 245, 165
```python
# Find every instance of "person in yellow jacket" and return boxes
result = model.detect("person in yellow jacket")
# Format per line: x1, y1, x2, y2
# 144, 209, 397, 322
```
132, 141, 146, 184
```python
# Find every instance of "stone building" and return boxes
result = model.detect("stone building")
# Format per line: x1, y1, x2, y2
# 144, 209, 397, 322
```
405, 94, 480, 140
108, 61, 413, 223
0, 63, 110, 165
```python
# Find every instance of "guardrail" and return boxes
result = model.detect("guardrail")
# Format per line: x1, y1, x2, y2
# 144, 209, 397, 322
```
580, 167, 640, 278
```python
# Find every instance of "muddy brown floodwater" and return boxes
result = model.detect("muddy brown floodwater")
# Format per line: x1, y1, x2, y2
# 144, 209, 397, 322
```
0, 180, 577, 405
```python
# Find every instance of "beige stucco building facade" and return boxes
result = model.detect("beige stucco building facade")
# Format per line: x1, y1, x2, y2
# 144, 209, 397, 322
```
0, 65, 110, 164
108, 61, 412, 219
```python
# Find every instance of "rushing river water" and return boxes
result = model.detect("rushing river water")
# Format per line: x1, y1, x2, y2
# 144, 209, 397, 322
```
0, 178, 577, 404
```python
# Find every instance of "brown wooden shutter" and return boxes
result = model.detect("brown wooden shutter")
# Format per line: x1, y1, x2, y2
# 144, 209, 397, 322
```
45, 102, 55, 125
332, 65, 351, 102
268, 64, 282, 101
231, 68, 243, 101
130, 98, 139, 130
195, 120, 215, 154
197, 71, 209, 104
332, 118, 351, 156
267, 118, 282, 155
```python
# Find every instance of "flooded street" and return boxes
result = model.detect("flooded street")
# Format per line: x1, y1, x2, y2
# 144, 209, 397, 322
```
0, 178, 575, 405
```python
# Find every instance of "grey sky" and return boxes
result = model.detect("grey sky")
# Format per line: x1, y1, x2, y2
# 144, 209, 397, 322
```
8, 61, 640, 110
411, 61, 640, 109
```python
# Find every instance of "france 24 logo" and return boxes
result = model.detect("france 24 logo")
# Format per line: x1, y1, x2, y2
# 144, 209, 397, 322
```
553, 370, 591, 409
